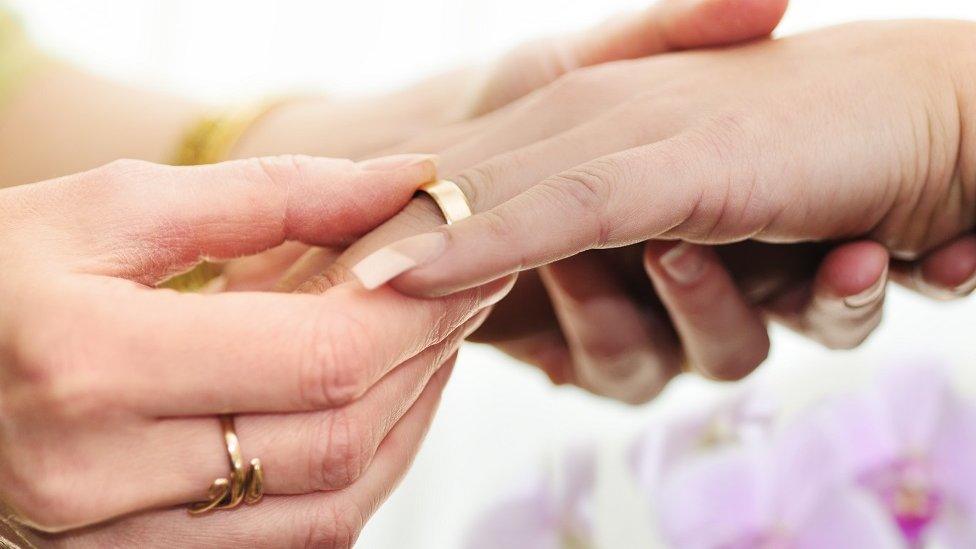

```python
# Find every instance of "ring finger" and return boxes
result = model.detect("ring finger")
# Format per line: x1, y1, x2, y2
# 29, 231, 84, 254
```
35, 354, 458, 549
6, 313, 485, 532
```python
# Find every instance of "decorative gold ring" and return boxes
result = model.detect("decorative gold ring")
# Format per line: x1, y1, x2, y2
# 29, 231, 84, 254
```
189, 415, 264, 514
418, 179, 472, 225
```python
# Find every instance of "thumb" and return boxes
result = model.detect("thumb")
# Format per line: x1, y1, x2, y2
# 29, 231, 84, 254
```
53, 154, 437, 284
470, 0, 788, 115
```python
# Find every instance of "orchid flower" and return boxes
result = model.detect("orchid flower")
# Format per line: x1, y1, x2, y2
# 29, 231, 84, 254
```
656, 416, 905, 548
631, 383, 778, 496
814, 364, 976, 547
465, 445, 596, 549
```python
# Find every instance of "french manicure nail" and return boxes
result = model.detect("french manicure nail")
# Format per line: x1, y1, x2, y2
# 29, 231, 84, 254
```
660, 243, 705, 285
351, 232, 447, 290
844, 266, 888, 309
358, 154, 438, 172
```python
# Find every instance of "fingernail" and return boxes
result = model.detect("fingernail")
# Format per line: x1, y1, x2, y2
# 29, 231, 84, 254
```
660, 243, 705, 285
952, 271, 976, 297
844, 266, 888, 309
358, 154, 439, 172
351, 232, 447, 290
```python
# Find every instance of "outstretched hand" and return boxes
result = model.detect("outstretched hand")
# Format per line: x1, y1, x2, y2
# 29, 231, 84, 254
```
332, 19, 975, 401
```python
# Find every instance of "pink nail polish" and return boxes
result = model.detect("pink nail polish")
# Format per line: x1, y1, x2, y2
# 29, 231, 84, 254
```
351, 232, 447, 290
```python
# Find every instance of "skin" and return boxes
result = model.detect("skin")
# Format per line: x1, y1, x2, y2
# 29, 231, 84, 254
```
1, 3, 975, 546
337, 19, 976, 399
0, 2, 826, 545
0, 154, 515, 546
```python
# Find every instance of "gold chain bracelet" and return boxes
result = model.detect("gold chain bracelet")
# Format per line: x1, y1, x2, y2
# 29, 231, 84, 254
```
160, 99, 291, 292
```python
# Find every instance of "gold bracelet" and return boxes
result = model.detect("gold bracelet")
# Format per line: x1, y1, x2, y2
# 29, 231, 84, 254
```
161, 99, 291, 292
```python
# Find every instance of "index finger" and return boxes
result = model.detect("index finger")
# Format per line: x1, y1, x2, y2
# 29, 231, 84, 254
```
30, 276, 511, 416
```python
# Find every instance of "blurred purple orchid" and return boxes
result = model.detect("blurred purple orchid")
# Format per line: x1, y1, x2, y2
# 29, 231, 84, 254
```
464, 445, 596, 549
815, 364, 976, 547
631, 384, 778, 495
469, 360, 976, 548
656, 415, 904, 548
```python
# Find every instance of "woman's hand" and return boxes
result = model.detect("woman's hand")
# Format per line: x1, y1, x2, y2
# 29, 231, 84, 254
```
285, 0, 818, 402
371, 19, 976, 286
338, 20, 976, 396
0, 155, 510, 545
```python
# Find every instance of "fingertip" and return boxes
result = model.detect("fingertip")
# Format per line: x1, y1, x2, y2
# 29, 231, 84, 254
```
917, 235, 976, 296
351, 232, 449, 293
664, 0, 789, 48
644, 241, 710, 288
817, 241, 889, 302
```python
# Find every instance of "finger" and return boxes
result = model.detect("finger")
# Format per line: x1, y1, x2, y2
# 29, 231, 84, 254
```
15, 314, 481, 533
540, 253, 681, 404
220, 242, 312, 292
273, 246, 342, 292
360, 113, 900, 297
344, 100, 681, 288
470, 0, 788, 116
47, 154, 436, 285
643, 242, 770, 381
392, 0, 787, 159
43, 358, 456, 548
766, 241, 889, 349
466, 269, 567, 342
336, 1, 789, 281
891, 233, 976, 299
490, 330, 574, 385
44, 277, 510, 416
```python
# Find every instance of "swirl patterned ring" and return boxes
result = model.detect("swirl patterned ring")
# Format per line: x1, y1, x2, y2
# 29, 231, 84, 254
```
188, 415, 264, 514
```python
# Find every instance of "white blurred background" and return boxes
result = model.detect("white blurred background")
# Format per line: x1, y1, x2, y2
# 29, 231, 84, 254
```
8, 1, 975, 547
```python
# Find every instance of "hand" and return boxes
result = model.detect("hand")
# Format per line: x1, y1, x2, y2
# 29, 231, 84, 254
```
284, 0, 816, 402
258, 0, 790, 295
0, 155, 510, 545
344, 21, 976, 395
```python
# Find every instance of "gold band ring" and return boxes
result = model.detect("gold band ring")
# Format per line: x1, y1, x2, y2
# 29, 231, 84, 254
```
418, 179, 472, 225
189, 415, 264, 514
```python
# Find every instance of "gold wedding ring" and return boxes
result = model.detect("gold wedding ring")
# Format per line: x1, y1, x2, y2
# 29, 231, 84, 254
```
189, 415, 264, 514
418, 179, 472, 225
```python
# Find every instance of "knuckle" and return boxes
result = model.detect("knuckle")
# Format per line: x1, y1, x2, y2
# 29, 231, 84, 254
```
298, 310, 372, 409
313, 409, 370, 490
254, 154, 307, 186
95, 158, 158, 180
541, 160, 616, 246
679, 116, 767, 240
452, 166, 494, 213
72, 159, 160, 204
4, 317, 107, 421
547, 65, 606, 103
299, 498, 365, 548
473, 210, 522, 261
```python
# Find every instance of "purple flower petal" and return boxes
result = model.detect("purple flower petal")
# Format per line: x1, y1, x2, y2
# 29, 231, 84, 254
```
657, 446, 765, 548
632, 385, 778, 497
793, 489, 904, 549
873, 363, 957, 452
465, 445, 597, 549
464, 482, 561, 549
